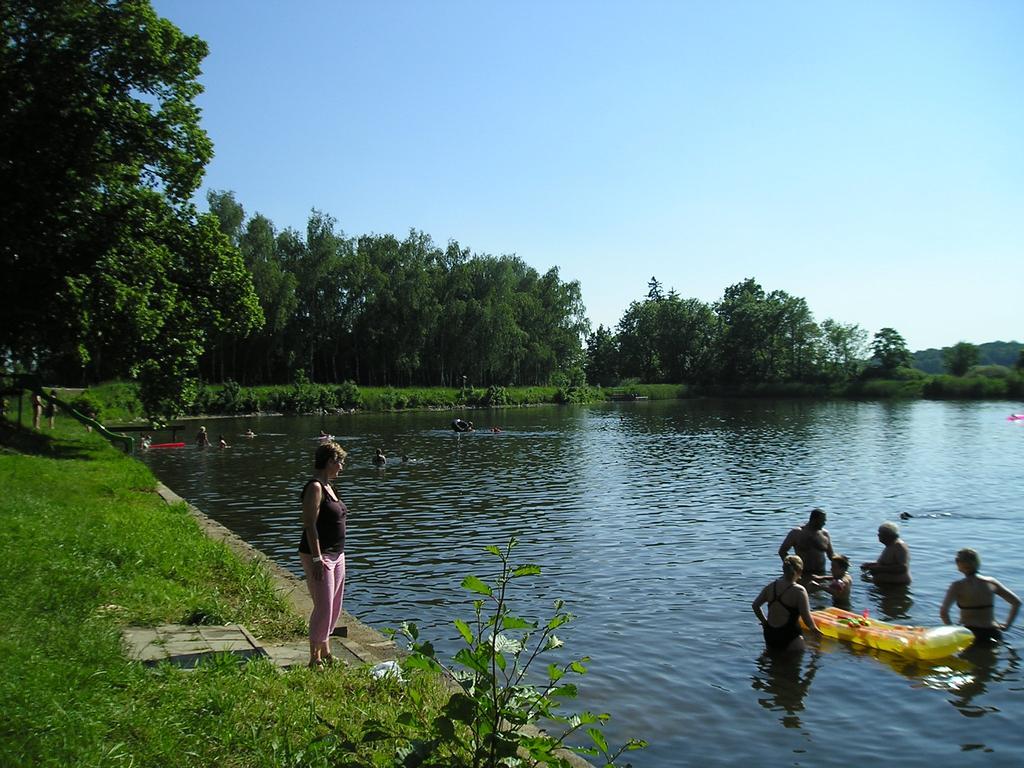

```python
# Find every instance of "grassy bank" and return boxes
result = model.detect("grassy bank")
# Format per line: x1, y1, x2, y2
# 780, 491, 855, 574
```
0, 418, 449, 767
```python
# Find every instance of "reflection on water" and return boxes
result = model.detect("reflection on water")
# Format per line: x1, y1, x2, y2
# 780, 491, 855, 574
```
751, 651, 821, 728
950, 644, 1021, 718
140, 399, 1024, 767
866, 583, 915, 620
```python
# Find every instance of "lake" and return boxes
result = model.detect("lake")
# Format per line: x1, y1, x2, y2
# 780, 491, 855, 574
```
139, 398, 1024, 767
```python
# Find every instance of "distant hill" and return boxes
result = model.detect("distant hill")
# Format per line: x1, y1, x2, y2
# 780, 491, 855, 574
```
913, 340, 1022, 374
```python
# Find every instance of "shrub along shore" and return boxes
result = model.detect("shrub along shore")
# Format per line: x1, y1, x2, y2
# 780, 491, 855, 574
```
0, 418, 453, 767
43, 370, 1024, 427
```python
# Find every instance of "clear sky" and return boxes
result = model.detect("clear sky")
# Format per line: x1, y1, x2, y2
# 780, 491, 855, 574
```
153, 0, 1022, 351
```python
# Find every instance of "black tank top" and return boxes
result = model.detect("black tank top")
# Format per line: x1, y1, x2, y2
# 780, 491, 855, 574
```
298, 480, 347, 555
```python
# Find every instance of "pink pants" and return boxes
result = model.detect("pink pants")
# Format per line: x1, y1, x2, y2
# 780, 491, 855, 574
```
300, 551, 345, 644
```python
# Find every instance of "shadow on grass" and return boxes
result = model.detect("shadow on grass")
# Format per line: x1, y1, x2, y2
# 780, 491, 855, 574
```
0, 420, 97, 460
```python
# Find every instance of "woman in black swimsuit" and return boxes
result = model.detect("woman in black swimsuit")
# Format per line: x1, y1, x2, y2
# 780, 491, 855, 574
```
753, 555, 822, 652
940, 548, 1020, 642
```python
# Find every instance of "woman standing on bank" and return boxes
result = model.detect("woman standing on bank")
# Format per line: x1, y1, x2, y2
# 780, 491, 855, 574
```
298, 440, 349, 667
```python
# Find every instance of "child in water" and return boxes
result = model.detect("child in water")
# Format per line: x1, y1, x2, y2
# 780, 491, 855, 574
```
813, 554, 852, 604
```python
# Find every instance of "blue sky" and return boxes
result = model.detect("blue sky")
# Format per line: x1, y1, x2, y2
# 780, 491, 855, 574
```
154, 0, 1022, 351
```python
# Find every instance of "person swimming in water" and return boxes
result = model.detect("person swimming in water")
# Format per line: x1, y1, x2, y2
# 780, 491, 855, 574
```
452, 418, 473, 432
372, 447, 386, 466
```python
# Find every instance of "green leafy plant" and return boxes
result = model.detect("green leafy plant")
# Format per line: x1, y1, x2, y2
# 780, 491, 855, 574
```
371, 538, 646, 767
482, 385, 512, 407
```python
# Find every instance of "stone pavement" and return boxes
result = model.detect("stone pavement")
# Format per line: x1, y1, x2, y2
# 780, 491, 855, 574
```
121, 623, 364, 670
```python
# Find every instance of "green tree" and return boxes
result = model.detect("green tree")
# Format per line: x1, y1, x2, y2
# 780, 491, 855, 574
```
819, 319, 868, 380
616, 299, 662, 381
237, 213, 298, 383
585, 325, 620, 386
715, 278, 772, 383
870, 327, 912, 373
943, 341, 980, 377
0, 0, 260, 411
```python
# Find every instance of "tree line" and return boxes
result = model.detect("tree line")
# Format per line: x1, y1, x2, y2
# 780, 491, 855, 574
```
585, 277, 944, 387
201, 192, 589, 389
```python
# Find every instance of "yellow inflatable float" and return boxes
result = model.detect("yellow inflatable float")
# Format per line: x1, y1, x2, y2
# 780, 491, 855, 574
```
805, 607, 974, 660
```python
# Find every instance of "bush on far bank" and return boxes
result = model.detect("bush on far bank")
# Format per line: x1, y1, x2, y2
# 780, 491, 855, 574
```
45, 367, 1024, 426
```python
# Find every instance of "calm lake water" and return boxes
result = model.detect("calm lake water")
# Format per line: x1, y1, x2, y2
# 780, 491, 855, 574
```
140, 399, 1024, 767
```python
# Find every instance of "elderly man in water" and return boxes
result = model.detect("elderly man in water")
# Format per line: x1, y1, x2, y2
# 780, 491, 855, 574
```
778, 508, 834, 582
860, 521, 911, 585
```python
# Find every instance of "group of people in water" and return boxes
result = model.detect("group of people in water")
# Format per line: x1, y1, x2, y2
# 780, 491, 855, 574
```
754, 507, 1020, 653
194, 425, 229, 449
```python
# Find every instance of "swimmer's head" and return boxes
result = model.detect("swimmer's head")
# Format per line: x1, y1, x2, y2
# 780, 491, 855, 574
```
809, 508, 827, 529
878, 521, 899, 543
955, 548, 980, 575
830, 554, 850, 574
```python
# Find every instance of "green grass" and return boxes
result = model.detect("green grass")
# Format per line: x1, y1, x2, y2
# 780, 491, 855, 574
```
0, 418, 450, 767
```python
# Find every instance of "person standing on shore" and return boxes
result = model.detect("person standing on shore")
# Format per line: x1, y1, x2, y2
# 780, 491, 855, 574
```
31, 392, 42, 430
940, 548, 1020, 642
778, 508, 834, 582
298, 441, 349, 668
45, 390, 57, 429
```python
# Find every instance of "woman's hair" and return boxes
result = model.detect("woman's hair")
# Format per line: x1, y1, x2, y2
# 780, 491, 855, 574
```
782, 555, 804, 578
831, 554, 850, 569
314, 440, 347, 469
956, 548, 980, 574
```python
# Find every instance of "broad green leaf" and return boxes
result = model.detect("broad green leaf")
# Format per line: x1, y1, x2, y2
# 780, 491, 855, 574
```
396, 712, 416, 726
547, 663, 565, 682
512, 563, 542, 577
546, 613, 573, 630
454, 647, 489, 675
461, 575, 493, 596
453, 618, 474, 644
550, 683, 578, 699
587, 727, 609, 753
442, 692, 476, 724
485, 545, 502, 557
570, 660, 588, 674
501, 614, 535, 630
